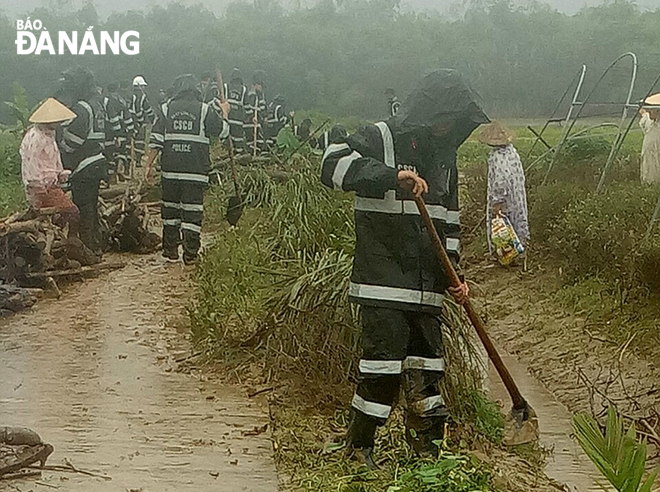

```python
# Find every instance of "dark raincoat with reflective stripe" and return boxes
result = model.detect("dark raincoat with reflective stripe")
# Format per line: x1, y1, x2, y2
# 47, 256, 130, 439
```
130, 92, 154, 128
59, 98, 107, 181
149, 94, 228, 180
321, 70, 488, 314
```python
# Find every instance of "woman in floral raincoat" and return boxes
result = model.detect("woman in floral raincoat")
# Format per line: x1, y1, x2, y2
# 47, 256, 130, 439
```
479, 122, 530, 258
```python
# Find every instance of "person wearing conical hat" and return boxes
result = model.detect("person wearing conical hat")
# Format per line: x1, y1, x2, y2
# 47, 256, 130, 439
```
640, 94, 660, 184
479, 121, 530, 259
20, 98, 80, 233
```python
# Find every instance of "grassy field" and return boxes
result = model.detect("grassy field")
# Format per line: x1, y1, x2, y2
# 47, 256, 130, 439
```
460, 121, 660, 355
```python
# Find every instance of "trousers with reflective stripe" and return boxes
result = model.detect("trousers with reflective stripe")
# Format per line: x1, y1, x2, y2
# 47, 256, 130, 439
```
348, 306, 448, 449
228, 120, 245, 150
161, 178, 205, 259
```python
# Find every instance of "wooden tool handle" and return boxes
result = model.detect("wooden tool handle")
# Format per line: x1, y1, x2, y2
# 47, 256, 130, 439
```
413, 195, 527, 411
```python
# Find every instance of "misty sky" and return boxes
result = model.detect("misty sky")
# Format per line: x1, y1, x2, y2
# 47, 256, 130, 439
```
1, 0, 657, 18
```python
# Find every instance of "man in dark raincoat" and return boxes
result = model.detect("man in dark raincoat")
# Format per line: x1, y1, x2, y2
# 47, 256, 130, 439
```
224, 68, 247, 152
321, 70, 488, 464
148, 74, 229, 265
56, 67, 108, 255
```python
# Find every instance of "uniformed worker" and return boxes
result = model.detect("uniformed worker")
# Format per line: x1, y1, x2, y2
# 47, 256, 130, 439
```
265, 94, 288, 148
148, 74, 230, 265
103, 82, 125, 180
199, 72, 219, 104
244, 70, 267, 155
56, 67, 109, 256
224, 68, 247, 152
129, 75, 155, 166
321, 70, 488, 465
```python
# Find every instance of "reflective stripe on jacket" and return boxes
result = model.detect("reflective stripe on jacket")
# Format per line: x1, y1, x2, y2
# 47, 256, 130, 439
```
321, 121, 461, 313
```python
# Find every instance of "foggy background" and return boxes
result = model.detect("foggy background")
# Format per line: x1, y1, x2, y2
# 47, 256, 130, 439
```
1, 0, 659, 122
0, 0, 658, 16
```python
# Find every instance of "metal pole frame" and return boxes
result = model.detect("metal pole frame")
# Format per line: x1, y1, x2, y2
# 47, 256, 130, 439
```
543, 53, 638, 186
596, 53, 639, 193
525, 65, 587, 166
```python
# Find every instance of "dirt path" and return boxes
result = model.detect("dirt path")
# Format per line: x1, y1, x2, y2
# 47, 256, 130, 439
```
472, 261, 660, 488
0, 254, 279, 491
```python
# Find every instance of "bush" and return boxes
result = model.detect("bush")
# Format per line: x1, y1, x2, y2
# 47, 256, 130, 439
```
528, 181, 586, 245
0, 130, 20, 179
552, 183, 660, 291
0, 130, 25, 217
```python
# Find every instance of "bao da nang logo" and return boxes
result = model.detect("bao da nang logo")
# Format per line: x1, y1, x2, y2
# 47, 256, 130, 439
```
16, 18, 139, 55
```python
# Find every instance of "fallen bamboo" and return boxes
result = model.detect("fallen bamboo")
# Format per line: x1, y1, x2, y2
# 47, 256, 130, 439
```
0, 220, 41, 235
0, 470, 42, 480
23, 262, 126, 279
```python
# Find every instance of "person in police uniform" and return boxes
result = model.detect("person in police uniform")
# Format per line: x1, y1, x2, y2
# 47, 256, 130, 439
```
265, 94, 288, 148
224, 68, 247, 152
244, 70, 267, 154
130, 75, 155, 166
56, 67, 108, 256
321, 70, 488, 465
149, 74, 230, 265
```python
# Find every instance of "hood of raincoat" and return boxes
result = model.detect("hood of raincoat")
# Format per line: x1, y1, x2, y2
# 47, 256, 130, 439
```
392, 69, 489, 148
55, 66, 97, 107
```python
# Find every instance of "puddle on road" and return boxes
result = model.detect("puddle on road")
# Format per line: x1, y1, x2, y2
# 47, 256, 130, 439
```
0, 255, 278, 491
489, 350, 611, 492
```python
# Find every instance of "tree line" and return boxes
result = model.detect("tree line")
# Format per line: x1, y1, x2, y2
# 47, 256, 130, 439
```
1, 0, 659, 123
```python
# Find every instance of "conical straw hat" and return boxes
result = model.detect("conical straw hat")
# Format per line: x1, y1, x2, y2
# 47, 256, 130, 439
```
478, 121, 515, 146
29, 98, 76, 124
645, 93, 660, 106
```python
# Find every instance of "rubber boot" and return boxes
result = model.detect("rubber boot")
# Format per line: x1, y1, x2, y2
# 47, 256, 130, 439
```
345, 409, 379, 469
405, 408, 450, 458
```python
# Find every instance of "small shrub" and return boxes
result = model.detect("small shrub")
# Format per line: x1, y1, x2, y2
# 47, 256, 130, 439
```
552, 183, 660, 291
528, 181, 585, 245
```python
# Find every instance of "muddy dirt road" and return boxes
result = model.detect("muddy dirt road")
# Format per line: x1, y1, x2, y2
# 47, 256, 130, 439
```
0, 254, 278, 491
476, 261, 660, 491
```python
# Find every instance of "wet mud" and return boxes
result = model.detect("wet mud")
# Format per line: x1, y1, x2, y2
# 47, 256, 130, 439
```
0, 254, 278, 491
474, 261, 659, 491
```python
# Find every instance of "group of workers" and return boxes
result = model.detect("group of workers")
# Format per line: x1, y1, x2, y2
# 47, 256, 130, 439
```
20, 64, 535, 465
18, 67, 316, 265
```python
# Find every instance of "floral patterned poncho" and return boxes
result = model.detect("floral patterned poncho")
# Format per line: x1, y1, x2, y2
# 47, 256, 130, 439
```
486, 144, 530, 252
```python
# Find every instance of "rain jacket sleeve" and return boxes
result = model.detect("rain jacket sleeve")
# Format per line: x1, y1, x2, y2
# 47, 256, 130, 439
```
149, 112, 165, 151
60, 104, 89, 154
321, 126, 398, 195
204, 105, 230, 140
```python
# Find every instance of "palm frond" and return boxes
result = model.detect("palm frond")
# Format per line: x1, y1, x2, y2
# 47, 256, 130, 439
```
573, 407, 658, 492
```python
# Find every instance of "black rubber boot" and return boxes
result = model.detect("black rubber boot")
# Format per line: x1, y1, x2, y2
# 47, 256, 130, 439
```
347, 446, 378, 469
405, 408, 450, 458
183, 254, 198, 266
162, 248, 179, 262
345, 409, 379, 469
